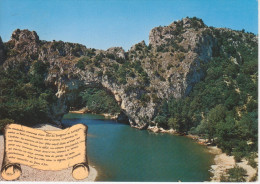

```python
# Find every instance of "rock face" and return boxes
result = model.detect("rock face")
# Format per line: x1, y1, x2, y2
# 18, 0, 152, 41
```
0, 17, 232, 128
0, 37, 5, 65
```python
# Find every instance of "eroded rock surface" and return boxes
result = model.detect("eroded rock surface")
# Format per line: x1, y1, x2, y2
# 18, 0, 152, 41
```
1, 17, 235, 128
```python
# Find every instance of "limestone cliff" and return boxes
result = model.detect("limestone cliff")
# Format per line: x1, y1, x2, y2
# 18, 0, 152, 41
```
1, 17, 250, 128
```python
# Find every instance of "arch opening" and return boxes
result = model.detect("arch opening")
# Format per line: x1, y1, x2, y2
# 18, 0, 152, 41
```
64, 85, 130, 124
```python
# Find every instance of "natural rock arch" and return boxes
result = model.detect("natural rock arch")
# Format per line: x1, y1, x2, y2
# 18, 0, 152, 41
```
1, 17, 219, 129
47, 70, 154, 129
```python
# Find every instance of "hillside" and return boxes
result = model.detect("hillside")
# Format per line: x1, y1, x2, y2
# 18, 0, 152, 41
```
0, 17, 258, 168
0, 17, 219, 126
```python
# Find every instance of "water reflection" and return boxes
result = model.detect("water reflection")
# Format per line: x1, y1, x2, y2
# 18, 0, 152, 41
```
62, 113, 214, 182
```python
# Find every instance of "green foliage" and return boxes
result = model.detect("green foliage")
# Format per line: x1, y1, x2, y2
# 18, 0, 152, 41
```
117, 63, 128, 84
108, 60, 149, 85
30, 61, 49, 90
207, 105, 227, 142
79, 88, 120, 114
7, 49, 19, 57
51, 41, 64, 52
189, 119, 208, 136
154, 29, 257, 158
175, 20, 184, 34
131, 60, 150, 84
151, 93, 160, 103
154, 98, 193, 133
248, 158, 257, 168
71, 44, 83, 57
176, 52, 185, 62
233, 151, 243, 162
156, 45, 169, 52
0, 63, 57, 126
0, 119, 14, 134
227, 165, 247, 182
106, 53, 115, 60
186, 16, 206, 28
220, 174, 229, 182
115, 56, 124, 63
86, 48, 96, 57
0, 21, 257, 167
154, 115, 168, 129
140, 94, 150, 103
246, 153, 258, 168
135, 43, 144, 51
75, 57, 91, 70
220, 165, 247, 182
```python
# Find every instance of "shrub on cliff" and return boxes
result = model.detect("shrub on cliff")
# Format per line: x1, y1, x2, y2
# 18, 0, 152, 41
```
0, 118, 14, 134
76, 58, 86, 70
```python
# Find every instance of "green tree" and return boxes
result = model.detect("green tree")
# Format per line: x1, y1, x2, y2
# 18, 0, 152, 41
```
227, 165, 247, 182
154, 115, 167, 128
206, 104, 227, 143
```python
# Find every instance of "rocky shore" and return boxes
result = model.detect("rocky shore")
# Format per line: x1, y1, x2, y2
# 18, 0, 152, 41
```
0, 124, 97, 182
147, 126, 258, 182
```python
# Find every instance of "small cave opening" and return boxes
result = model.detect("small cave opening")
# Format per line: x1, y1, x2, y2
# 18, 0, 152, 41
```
66, 85, 129, 124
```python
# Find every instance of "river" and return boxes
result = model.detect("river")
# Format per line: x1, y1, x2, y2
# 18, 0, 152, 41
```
62, 113, 214, 182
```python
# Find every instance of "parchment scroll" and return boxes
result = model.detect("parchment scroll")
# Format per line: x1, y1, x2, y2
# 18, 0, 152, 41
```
1, 123, 89, 181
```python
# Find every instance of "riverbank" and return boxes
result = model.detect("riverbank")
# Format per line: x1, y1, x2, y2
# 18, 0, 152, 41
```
0, 124, 97, 182
70, 107, 90, 114
148, 125, 258, 182
208, 146, 258, 182
69, 108, 118, 119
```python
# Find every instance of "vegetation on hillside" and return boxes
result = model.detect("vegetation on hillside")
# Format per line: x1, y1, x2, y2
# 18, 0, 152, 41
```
0, 18, 257, 172
154, 28, 258, 162
79, 88, 121, 114
0, 61, 57, 132
220, 165, 247, 182
0, 61, 121, 132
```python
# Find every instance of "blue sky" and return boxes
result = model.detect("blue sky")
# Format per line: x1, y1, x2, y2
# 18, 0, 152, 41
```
0, 0, 258, 50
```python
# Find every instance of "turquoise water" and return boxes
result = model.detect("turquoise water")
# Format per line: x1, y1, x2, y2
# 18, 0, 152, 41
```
62, 113, 214, 182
